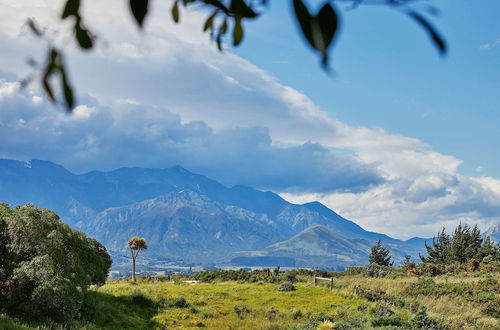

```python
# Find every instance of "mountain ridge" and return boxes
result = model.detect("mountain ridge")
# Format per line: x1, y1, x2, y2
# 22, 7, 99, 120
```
0, 158, 427, 269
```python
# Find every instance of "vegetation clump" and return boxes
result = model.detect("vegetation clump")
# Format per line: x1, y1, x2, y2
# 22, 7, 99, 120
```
278, 283, 296, 292
0, 203, 111, 323
421, 224, 499, 265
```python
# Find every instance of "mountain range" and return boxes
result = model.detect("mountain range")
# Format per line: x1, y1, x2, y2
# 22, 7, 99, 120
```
0, 158, 472, 271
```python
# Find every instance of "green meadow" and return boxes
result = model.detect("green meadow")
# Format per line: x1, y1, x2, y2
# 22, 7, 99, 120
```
2, 272, 498, 329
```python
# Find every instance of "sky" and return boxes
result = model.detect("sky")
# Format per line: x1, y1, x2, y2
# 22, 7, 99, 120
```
0, 0, 499, 239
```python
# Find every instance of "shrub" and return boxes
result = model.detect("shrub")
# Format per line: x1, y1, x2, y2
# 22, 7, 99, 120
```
373, 304, 394, 318
341, 266, 364, 276
292, 309, 303, 320
353, 286, 392, 302
482, 299, 500, 318
233, 305, 251, 319
414, 263, 444, 276
0, 203, 111, 322
266, 307, 280, 321
407, 309, 443, 329
172, 297, 189, 308
278, 283, 296, 292
363, 263, 390, 278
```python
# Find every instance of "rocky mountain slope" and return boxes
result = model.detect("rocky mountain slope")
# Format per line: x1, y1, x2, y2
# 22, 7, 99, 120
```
0, 158, 428, 269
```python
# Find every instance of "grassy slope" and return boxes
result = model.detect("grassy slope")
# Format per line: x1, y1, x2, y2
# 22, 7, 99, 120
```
3, 273, 499, 329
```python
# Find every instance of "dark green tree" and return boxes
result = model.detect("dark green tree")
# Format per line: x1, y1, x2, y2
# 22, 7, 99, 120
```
126, 237, 148, 282
369, 240, 393, 267
448, 224, 482, 263
477, 235, 499, 262
421, 224, 499, 265
420, 227, 451, 264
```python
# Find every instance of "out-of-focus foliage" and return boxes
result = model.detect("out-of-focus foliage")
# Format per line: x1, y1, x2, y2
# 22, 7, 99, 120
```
26, 0, 447, 111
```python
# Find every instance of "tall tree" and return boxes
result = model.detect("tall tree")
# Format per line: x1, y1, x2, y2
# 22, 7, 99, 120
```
369, 240, 393, 267
421, 224, 499, 264
420, 227, 450, 264
126, 237, 148, 282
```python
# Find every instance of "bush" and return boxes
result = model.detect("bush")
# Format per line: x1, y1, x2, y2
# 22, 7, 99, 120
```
353, 286, 392, 302
413, 263, 444, 276
0, 203, 111, 322
292, 309, 303, 320
278, 283, 296, 292
233, 305, 251, 319
341, 266, 364, 276
363, 263, 390, 278
407, 309, 443, 329
266, 307, 280, 321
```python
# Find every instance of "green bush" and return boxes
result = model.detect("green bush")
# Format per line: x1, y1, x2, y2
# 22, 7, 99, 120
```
406, 309, 443, 329
363, 263, 390, 278
0, 203, 111, 322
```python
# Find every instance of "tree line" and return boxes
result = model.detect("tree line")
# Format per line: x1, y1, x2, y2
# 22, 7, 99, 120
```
368, 223, 499, 273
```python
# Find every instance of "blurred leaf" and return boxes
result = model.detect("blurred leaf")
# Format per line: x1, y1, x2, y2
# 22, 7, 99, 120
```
60, 65, 75, 110
316, 3, 338, 66
172, 1, 180, 23
203, 10, 218, 32
293, 0, 314, 48
216, 18, 228, 51
317, 3, 338, 52
408, 11, 447, 56
293, 0, 339, 67
62, 0, 80, 19
233, 17, 243, 46
230, 0, 258, 18
130, 0, 149, 28
27, 19, 43, 38
202, 0, 228, 13
75, 24, 94, 49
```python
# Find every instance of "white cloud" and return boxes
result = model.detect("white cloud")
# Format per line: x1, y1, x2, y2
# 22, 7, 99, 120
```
0, 0, 498, 239
480, 38, 500, 50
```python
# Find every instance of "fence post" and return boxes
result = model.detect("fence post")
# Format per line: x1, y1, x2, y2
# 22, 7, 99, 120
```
313, 276, 317, 287
330, 278, 333, 290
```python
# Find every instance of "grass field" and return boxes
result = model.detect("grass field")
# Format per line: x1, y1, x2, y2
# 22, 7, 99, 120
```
2, 273, 499, 329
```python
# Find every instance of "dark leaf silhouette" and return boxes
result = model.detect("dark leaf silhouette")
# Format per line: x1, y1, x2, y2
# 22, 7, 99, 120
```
172, 1, 180, 23
130, 0, 149, 28
75, 24, 93, 49
230, 0, 258, 18
408, 10, 447, 56
233, 17, 244, 46
62, 0, 80, 19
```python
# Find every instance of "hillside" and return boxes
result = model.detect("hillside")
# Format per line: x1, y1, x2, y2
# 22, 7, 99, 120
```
0, 158, 427, 269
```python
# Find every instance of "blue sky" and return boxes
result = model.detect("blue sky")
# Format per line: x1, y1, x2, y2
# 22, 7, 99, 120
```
0, 0, 499, 238
234, 0, 500, 177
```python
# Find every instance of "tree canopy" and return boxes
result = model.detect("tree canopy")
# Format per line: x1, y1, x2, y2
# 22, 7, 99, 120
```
0, 203, 112, 322
26, 0, 447, 111
420, 224, 499, 265
126, 237, 148, 282
369, 239, 393, 267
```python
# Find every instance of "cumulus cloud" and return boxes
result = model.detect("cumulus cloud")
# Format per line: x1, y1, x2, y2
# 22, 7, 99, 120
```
0, 1, 499, 238
0, 80, 383, 193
